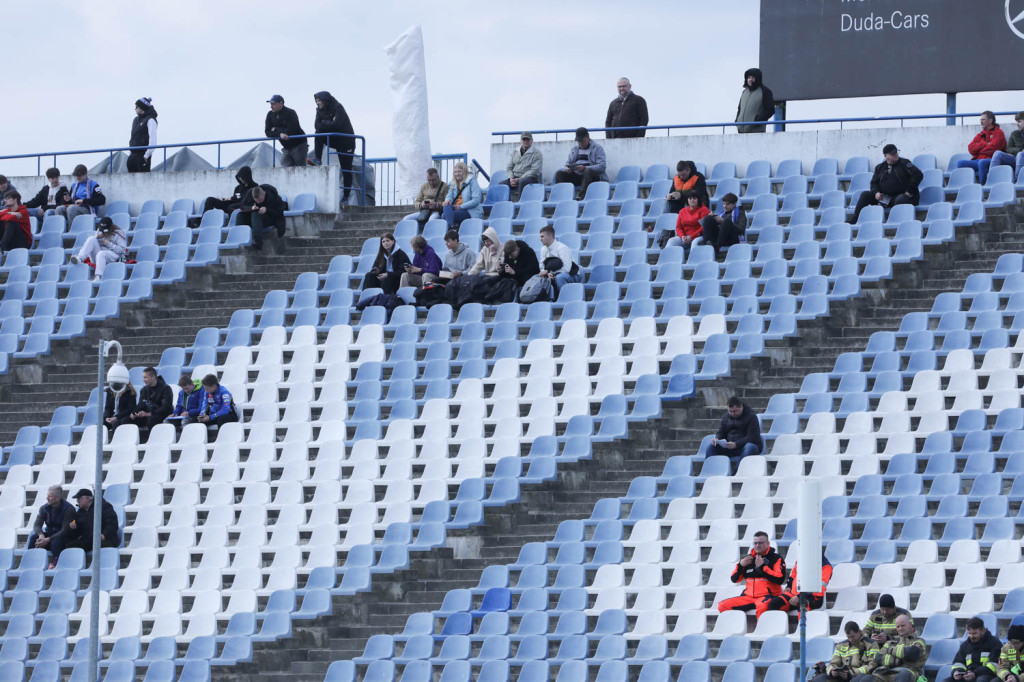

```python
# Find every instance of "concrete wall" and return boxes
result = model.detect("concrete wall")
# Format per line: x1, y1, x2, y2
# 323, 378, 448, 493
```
489, 125, 1003, 182
8, 165, 340, 215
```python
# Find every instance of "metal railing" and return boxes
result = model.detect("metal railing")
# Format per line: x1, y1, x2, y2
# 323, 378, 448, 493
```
492, 110, 1021, 141
367, 153, 467, 206
0, 132, 367, 206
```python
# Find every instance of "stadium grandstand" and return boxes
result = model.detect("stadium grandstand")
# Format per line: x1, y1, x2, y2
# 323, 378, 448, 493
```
3, 8, 1024, 682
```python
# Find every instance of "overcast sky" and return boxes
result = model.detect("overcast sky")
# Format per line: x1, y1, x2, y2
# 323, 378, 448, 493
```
2, 0, 1022, 176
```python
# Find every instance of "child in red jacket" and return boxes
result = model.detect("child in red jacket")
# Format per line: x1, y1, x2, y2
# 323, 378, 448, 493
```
0, 190, 32, 252
661, 191, 710, 250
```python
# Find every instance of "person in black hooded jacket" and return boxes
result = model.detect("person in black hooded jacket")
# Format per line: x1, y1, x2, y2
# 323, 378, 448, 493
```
735, 68, 775, 134
128, 367, 174, 432
312, 90, 356, 203
127, 97, 158, 172
201, 166, 259, 222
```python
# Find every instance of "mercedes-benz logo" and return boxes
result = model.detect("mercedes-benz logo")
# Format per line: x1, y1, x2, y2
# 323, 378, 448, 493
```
1008, 0, 1024, 39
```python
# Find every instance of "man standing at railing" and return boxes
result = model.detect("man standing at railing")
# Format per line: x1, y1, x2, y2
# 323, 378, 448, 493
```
265, 95, 308, 168
127, 98, 158, 173
605, 78, 648, 139
311, 91, 355, 204
736, 68, 775, 134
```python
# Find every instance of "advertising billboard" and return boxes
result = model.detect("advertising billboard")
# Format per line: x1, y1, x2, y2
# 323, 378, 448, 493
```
760, 0, 1024, 101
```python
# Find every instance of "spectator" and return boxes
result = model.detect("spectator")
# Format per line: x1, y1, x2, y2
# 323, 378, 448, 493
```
811, 622, 871, 682
757, 551, 832, 617
736, 67, 775, 133
851, 144, 923, 223
432, 229, 475, 283
361, 232, 411, 294
64, 489, 120, 552
400, 235, 442, 289
24, 168, 69, 219
944, 617, 1003, 682
312, 90, 356, 203
127, 97, 158, 173
716, 530, 786, 615
264, 94, 307, 167
410, 168, 449, 231
243, 185, 287, 251
703, 395, 763, 474
863, 594, 912, 646
665, 160, 709, 214
605, 77, 649, 138
69, 216, 126, 281
55, 164, 105, 223
852, 615, 926, 682
442, 161, 483, 228
485, 237, 539, 304
990, 111, 1024, 183
957, 111, 1007, 184
197, 374, 239, 429
27, 485, 76, 569
103, 381, 137, 434
128, 367, 173, 434
445, 227, 501, 308
502, 132, 543, 201
537, 224, 581, 292
170, 374, 203, 429
659, 190, 709, 250
700, 192, 747, 260
200, 165, 259, 221
0, 175, 17, 196
998, 624, 1024, 682
553, 127, 608, 199
0, 190, 32, 253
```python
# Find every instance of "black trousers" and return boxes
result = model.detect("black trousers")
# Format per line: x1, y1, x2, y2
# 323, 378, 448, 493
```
127, 152, 151, 173
0, 224, 31, 252
851, 190, 916, 223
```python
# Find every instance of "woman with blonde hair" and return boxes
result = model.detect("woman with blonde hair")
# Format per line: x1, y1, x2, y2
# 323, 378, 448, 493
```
441, 161, 483, 228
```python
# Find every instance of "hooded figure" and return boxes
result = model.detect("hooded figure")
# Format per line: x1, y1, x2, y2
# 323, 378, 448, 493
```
313, 90, 356, 202
127, 97, 158, 172
201, 165, 259, 220
735, 68, 775, 134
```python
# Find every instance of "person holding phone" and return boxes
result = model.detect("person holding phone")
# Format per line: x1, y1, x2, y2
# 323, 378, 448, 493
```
704, 395, 763, 475
361, 232, 410, 294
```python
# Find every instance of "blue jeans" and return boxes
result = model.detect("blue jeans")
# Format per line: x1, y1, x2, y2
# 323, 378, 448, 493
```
442, 205, 471, 228
554, 271, 582, 291
704, 441, 761, 474
957, 158, 993, 184
990, 149, 1024, 182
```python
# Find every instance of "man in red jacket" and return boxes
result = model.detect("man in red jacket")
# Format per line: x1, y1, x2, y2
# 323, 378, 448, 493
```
0, 190, 32, 253
718, 531, 787, 616
756, 552, 833, 617
957, 110, 1006, 184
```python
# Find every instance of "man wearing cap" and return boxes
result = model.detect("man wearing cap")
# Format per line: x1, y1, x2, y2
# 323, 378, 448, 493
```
997, 624, 1024, 682
945, 617, 1003, 682
265, 95, 308, 168
64, 489, 120, 552
851, 144, 923, 223
863, 594, 912, 646
501, 132, 543, 201
605, 77, 649, 138
852, 614, 927, 682
553, 127, 608, 199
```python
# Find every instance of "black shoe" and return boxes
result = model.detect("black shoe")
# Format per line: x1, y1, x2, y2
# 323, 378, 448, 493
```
276, 228, 286, 238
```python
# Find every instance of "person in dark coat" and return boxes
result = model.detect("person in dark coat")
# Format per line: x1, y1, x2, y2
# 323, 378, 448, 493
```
944, 617, 1003, 682
24, 168, 69, 218
242, 185, 288, 250
361, 232, 411, 294
665, 160, 709, 213
128, 367, 174, 431
103, 382, 137, 434
703, 396, 763, 474
265, 94, 307, 167
736, 68, 775, 133
28, 485, 76, 567
127, 97, 158, 172
605, 77, 649, 138
64, 489, 120, 551
312, 90, 356, 203
851, 143, 923, 223
201, 165, 259, 219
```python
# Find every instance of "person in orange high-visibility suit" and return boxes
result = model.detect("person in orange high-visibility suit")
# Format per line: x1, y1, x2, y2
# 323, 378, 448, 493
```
717, 531, 787, 615
756, 552, 833, 617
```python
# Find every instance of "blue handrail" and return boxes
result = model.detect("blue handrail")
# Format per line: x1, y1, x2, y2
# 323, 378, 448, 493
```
491, 110, 1021, 141
0, 132, 367, 207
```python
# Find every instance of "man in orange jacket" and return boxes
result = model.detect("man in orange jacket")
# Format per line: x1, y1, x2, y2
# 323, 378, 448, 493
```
718, 531, 787, 615
756, 552, 833, 617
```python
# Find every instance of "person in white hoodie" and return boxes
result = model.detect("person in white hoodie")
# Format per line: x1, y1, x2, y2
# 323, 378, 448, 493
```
537, 225, 581, 293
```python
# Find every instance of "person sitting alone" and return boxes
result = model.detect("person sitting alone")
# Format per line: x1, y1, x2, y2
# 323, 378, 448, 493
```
700, 192, 747, 260
243, 185, 287, 251
851, 144, 922, 223
69, 216, 127, 281
703, 395, 764, 474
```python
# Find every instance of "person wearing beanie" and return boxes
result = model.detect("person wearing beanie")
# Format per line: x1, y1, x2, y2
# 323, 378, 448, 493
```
946, 617, 1003, 682
998, 625, 1024, 682
127, 97, 158, 173
851, 615, 926, 682
862, 594, 912, 645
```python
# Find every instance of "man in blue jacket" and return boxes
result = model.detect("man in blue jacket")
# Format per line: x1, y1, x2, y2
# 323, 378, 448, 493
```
28, 485, 76, 568
198, 374, 239, 429
171, 373, 204, 430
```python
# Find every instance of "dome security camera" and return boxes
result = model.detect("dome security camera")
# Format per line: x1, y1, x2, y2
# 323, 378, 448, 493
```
106, 361, 130, 396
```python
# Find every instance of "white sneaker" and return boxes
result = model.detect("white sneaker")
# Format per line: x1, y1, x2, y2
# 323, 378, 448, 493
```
69, 255, 81, 265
